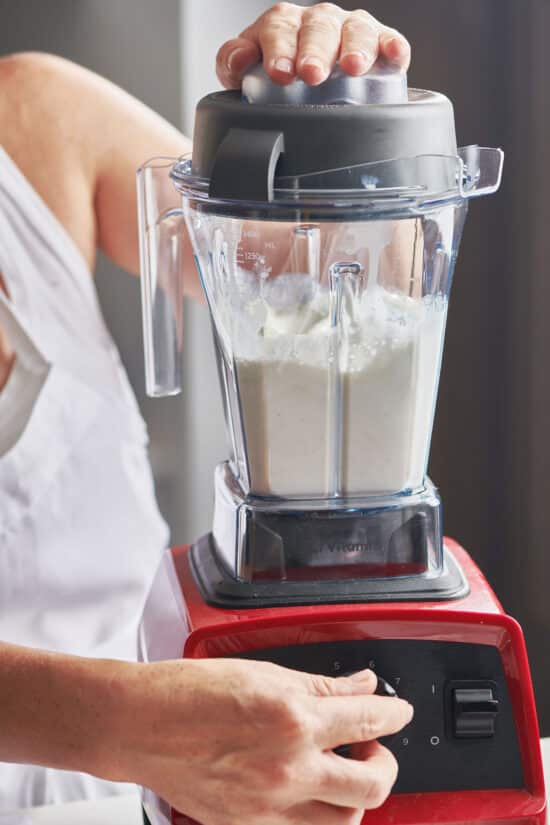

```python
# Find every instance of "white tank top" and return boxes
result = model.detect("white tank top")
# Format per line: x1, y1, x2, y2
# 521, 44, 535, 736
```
0, 146, 169, 809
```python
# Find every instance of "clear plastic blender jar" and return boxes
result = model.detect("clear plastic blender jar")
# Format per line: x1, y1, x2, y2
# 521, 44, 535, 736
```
137, 65, 503, 591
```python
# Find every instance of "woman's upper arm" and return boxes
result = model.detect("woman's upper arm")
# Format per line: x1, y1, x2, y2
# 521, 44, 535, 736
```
0, 51, 192, 280
90, 81, 191, 278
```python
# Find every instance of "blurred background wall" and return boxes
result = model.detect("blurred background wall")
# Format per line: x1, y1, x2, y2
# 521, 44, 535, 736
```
345, 0, 550, 732
1, 0, 548, 732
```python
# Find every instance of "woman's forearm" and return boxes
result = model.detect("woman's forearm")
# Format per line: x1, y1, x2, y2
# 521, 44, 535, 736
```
0, 644, 412, 823
0, 642, 129, 778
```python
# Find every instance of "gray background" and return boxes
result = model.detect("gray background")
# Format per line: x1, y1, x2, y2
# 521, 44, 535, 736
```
1, 0, 549, 734
346, 0, 550, 733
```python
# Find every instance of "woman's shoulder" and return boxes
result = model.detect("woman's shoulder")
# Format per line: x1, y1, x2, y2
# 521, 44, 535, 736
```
0, 52, 98, 269
0, 51, 79, 127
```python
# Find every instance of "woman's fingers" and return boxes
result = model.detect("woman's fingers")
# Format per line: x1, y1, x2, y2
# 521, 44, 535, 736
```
216, 36, 261, 89
339, 9, 382, 76
254, 3, 304, 85
216, 3, 411, 89
339, 10, 411, 74
313, 741, 399, 809
286, 800, 364, 825
296, 3, 346, 85
313, 693, 413, 750
379, 27, 411, 69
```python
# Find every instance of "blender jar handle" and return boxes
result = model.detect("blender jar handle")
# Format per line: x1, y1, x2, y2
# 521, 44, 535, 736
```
459, 146, 504, 198
137, 157, 186, 397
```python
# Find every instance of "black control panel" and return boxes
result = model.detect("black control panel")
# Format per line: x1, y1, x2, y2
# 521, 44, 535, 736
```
236, 640, 524, 793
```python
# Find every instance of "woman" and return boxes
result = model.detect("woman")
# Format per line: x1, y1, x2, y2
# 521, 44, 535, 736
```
0, 4, 412, 823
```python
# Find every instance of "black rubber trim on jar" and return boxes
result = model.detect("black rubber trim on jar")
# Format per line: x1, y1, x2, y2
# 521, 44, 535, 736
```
189, 533, 469, 609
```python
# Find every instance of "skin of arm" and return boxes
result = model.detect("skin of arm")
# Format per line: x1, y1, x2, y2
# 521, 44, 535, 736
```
0, 51, 196, 292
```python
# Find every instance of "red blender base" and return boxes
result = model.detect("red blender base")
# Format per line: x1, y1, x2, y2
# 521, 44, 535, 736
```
167, 539, 546, 825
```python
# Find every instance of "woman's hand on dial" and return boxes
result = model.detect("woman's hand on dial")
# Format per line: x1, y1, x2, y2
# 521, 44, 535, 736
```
110, 658, 413, 825
217, 2, 410, 90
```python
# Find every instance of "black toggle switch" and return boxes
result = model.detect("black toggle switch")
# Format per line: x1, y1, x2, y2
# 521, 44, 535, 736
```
453, 686, 499, 739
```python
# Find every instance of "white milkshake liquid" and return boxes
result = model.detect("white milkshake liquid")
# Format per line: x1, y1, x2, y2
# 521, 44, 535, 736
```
235, 280, 447, 498
237, 358, 330, 496
340, 302, 446, 495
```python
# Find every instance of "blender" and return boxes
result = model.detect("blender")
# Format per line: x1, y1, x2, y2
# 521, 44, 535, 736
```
137, 62, 546, 825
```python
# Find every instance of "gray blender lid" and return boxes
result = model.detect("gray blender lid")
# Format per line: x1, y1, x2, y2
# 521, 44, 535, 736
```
242, 61, 409, 106
182, 61, 458, 203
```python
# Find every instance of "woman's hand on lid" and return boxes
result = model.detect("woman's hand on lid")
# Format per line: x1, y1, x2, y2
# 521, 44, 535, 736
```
216, 3, 411, 89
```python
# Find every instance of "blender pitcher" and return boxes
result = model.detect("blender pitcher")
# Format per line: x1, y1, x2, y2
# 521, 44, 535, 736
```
137, 63, 503, 595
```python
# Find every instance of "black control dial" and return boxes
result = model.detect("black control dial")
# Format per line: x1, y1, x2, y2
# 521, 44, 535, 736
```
334, 674, 399, 757
374, 676, 398, 698
336, 672, 397, 696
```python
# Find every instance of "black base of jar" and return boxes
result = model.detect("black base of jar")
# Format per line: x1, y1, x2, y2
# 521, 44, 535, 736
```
190, 533, 469, 610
